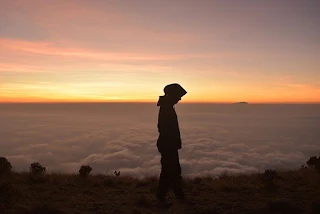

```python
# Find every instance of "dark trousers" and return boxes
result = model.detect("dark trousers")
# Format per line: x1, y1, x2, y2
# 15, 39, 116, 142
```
157, 150, 184, 199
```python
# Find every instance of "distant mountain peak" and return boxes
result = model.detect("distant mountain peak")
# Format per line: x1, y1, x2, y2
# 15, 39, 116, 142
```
234, 102, 249, 104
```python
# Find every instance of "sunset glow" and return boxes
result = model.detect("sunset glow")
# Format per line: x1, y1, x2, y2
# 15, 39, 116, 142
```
1, 0, 319, 103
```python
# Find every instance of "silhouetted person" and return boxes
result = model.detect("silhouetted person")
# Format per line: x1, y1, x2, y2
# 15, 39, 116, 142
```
156, 83, 187, 202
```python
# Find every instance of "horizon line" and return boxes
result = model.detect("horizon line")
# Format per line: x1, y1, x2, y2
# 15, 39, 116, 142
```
0, 101, 320, 105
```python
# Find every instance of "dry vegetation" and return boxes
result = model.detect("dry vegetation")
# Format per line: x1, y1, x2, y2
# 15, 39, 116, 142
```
0, 168, 320, 214
1, 156, 320, 213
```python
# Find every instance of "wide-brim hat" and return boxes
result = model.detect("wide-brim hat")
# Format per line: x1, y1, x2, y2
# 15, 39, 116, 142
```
164, 83, 187, 98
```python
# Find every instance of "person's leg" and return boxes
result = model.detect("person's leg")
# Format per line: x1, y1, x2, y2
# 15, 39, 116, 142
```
171, 151, 185, 199
157, 152, 171, 201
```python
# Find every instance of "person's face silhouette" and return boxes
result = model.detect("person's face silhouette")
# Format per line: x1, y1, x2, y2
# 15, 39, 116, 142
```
172, 96, 181, 105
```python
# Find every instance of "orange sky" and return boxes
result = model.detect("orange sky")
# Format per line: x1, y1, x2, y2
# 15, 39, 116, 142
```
0, 0, 319, 103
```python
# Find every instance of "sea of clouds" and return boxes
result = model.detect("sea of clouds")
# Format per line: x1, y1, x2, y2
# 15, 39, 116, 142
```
1, 103, 320, 178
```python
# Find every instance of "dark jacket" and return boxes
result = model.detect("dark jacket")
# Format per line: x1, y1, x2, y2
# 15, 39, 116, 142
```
157, 96, 182, 153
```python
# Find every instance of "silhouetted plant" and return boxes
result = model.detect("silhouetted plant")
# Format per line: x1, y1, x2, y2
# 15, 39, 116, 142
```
306, 156, 320, 174
30, 162, 46, 175
301, 165, 308, 169
114, 171, 120, 177
307, 156, 319, 168
0, 157, 12, 176
79, 165, 92, 178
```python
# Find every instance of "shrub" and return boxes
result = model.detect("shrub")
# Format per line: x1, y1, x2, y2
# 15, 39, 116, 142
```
0, 157, 12, 176
306, 156, 320, 173
114, 171, 120, 177
79, 165, 92, 178
30, 162, 46, 175
301, 165, 308, 169
307, 156, 319, 168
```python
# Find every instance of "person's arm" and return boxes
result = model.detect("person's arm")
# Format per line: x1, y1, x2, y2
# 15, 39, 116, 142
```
158, 109, 172, 135
158, 109, 182, 149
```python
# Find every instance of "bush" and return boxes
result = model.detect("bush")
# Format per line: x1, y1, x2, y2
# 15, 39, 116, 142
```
79, 165, 92, 178
30, 162, 46, 175
307, 156, 319, 168
0, 157, 12, 176
306, 156, 320, 173
114, 171, 120, 177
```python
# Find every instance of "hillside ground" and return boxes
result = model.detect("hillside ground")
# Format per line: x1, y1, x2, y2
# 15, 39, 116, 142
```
1, 169, 320, 213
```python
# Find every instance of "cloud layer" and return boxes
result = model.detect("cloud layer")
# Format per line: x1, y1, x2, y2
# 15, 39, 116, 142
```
1, 103, 320, 177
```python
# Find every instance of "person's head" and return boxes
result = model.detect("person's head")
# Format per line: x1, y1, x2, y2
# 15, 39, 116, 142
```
163, 83, 187, 105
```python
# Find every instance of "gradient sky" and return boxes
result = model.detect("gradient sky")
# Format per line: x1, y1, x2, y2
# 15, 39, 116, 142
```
0, 0, 319, 103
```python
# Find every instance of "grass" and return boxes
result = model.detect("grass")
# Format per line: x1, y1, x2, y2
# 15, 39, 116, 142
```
0, 169, 320, 213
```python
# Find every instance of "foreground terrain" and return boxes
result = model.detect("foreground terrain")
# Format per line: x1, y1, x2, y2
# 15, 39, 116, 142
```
1, 169, 320, 213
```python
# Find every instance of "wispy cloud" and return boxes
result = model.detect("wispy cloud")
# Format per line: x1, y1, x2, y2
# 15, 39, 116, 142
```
0, 0, 319, 103
1, 38, 219, 61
